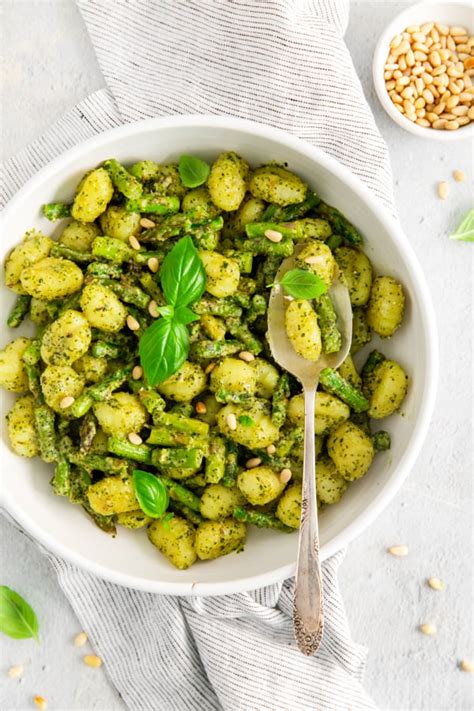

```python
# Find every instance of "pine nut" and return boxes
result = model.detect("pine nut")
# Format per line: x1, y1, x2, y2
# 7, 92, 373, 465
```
385, 63, 399, 71
421, 23, 434, 35
59, 395, 75, 409
132, 365, 143, 380
439, 49, 451, 61
399, 55, 407, 71
386, 80, 396, 90
452, 105, 468, 116
390, 34, 403, 49
416, 108, 426, 118
226, 413, 237, 430
421, 71, 433, 84
435, 24, 448, 36
432, 118, 447, 129
205, 362, 216, 374
74, 631, 88, 646
246, 457, 262, 469
393, 70, 403, 79
413, 43, 429, 53
148, 300, 159, 318
147, 257, 159, 273
140, 217, 155, 228
433, 101, 446, 114
457, 116, 470, 125
414, 95, 425, 108
438, 181, 449, 199
416, 118, 430, 127
406, 50, 415, 67
429, 51, 441, 67
195, 401, 207, 414
238, 350, 255, 362
390, 92, 403, 105
396, 76, 410, 87
447, 36, 456, 52
264, 229, 283, 243
401, 87, 414, 99
422, 88, 434, 103
128, 432, 143, 445
394, 104, 404, 114
445, 120, 460, 129
34, 697, 47, 711
427, 576, 446, 590
464, 57, 474, 70
406, 25, 420, 34
419, 623, 437, 636
129, 235, 141, 251
267, 444, 276, 455
7, 665, 24, 679
449, 81, 461, 94
413, 51, 427, 62
83, 654, 103, 668
280, 468, 292, 484
459, 659, 474, 673
439, 112, 455, 120
426, 112, 438, 122
432, 64, 446, 76
388, 545, 408, 557
411, 32, 426, 43
450, 26, 467, 37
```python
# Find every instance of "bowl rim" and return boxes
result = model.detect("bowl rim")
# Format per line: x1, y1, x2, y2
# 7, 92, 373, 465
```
372, 0, 474, 141
0, 114, 439, 595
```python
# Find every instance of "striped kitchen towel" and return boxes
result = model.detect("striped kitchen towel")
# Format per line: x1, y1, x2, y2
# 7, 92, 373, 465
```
1, 1, 396, 708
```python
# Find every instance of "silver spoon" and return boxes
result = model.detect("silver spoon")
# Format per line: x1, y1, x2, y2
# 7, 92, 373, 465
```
267, 245, 352, 656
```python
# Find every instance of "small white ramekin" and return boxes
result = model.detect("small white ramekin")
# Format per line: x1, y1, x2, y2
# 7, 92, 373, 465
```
373, 1, 473, 141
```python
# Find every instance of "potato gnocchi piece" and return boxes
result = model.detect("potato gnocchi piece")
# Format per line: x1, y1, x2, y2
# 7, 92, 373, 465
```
158, 361, 207, 402
327, 421, 374, 481
252, 358, 280, 399
287, 391, 350, 436
285, 299, 322, 362
249, 165, 307, 205
217, 399, 280, 448
0, 337, 32, 392
207, 152, 249, 211
87, 475, 138, 516
73, 354, 108, 383
210, 357, 257, 398
181, 186, 221, 218
41, 310, 91, 366
366, 359, 408, 419
223, 194, 266, 238
237, 466, 286, 506
20, 257, 84, 299
366, 276, 405, 338
194, 518, 246, 560
296, 242, 336, 288
200, 251, 240, 298
200, 485, 244, 520
148, 516, 197, 569
316, 457, 348, 505
276, 484, 302, 528
40, 365, 85, 412
29, 298, 56, 326
7, 395, 39, 458
71, 168, 114, 222
80, 282, 127, 333
200, 313, 226, 341
59, 220, 101, 252
334, 246, 373, 306
99, 206, 141, 241
117, 510, 152, 529
5, 231, 54, 294
337, 355, 362, 388
94, 392, 147, 436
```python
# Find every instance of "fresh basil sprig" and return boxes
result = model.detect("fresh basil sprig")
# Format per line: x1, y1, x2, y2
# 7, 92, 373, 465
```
0, 586, 39, 641
139, 236, 206, 385
449, 208, 474, 242
178, 155, 210, 188
277, 268, 328, 300
132, 470, 169, 519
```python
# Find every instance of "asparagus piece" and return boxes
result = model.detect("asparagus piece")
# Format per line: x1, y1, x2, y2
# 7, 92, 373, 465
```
126, 195, 180, 215
223, 250, 253, 274
107, 436, 152, 464
34, 405, 58, 463
7, 295, 31, 328
51, 454, 71, 497
92, 236, 134, 264
242, 234, 294, 257
50, 243, 92, 263
350, 307, 371, 355
138, 389, 166, 424
245, 222, 297, 240
227, 319, 263, 354
82, 502, 116, 534
191, 339, 243, 360
192, 297, 242, 319
94, 277, 150, 310
246, 294, 267, 323
275, 427, 304, 459
42, 202, 71, 221
272, 373, 290, 427
214, 389, 253, 405
90, 340, 124, 359
103, 158, 143, 200
222, 439, 239, 487
156, 412, 209, 437
361, 350, 386, 380
57, 292, 82, 316
68, 451, 129, 476
158, 474, 201, 511
372, 431, 391, 451
87, 262, 123, 280
151, 448, 204, 470
325, 233, 343, 250
233, 506, 293, 532
262, 192, 319, 222
68, 365, 133, 418
68, 466, 92, 504
316, 294, 342, 354
147, 428, 204, 448
168, 501, 203, 526
317, 202, 363, 245
205, 436, 226, 484
319, 368, 369, 413
129, 160, 160, 182
351, 412, 371, 435
138, 273, 166, 304
79, 412, 97, 454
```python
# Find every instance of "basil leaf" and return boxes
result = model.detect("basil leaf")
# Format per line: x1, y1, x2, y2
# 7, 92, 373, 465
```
279, 269, 327, 299
449, 208, 474, 242
132, 470, 169, 518
0, 586, 39, 641
139, 317, 189, 386
238, 415, 254, 427
174, 305, 200, 325
161, 512, 175, 530
156, 304, 175, 320
178, 155, 210, 188
160, 236, 206, 307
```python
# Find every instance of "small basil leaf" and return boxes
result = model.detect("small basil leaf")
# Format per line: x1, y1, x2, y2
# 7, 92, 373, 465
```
0, 586, 39, 641
139, 317, 189, 386
156, 304, 175, 320
178, 155, 210, 188
160, 236, 206, 308
161, 512, 175, 530
279, 268, 327, 299
449, 208, 474, 242
132, 470, 169, 518
238, 415, 254, 427
174, 305, 200, 325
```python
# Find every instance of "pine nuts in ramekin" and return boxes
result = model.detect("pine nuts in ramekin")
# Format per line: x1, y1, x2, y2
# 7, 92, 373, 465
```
384, 23, 474, 131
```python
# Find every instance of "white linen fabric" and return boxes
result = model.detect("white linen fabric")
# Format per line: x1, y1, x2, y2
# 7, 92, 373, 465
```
1, 1, 398, 708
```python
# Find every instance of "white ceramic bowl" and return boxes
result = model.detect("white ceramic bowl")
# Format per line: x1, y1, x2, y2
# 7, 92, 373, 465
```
373, 1, 473, 141
0, 116, 438, 595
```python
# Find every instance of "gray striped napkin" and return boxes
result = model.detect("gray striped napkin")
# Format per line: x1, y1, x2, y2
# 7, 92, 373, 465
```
1, 1, 396, 708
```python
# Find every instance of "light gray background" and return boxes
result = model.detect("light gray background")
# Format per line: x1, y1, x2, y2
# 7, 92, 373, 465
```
0, 1, 472, 709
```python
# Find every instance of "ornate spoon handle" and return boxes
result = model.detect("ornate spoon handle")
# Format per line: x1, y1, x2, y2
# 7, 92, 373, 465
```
293, 385, 324, 656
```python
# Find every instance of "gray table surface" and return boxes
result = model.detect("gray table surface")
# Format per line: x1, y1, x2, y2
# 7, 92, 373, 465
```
1, 1, 473, 709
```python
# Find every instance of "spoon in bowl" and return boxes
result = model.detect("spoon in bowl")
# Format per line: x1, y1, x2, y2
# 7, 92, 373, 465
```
267, 245, 352, 655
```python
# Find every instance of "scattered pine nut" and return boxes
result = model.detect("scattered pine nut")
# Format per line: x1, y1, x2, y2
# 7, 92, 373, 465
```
205, 362, 216, 374
83, 654, 102, 668
128, 432, 143, 445
459, 659, 474, 672
267, 444, 276, 455
140, 218, 155, 229
264, 229, 283, 243
226, 413, 237, 430
148, 300, 159, 318
126, 315, 140, 331
74, 631, 88, 647
388, 544, 409, 557
419, 623, 437, 635
132, 365, 143, 380
129, 235, 141, 251
7, 665, 24, 679
238, 351, 255, 362
427, 577, 445, 591
246, 457, 262, 469
453, 169, 465, 182
195, 401, 207, 414
59, 395, 75, 409
438, 181, 449, 199
147, 257, 159, 273
34, 697, 47, 711
280, 468, 292, 484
